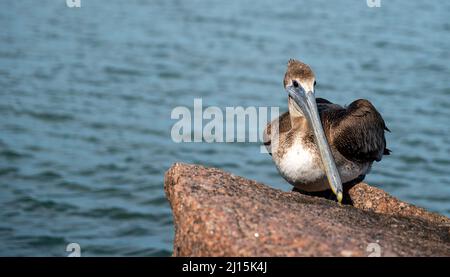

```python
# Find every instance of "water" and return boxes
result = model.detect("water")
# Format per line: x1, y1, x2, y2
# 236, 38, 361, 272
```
0, 0, 449, 256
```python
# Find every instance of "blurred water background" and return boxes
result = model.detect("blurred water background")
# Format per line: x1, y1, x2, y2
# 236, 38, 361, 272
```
0, 0, 449, 256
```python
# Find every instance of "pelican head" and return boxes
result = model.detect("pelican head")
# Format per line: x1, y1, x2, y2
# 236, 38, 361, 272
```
284, 59, 343, 203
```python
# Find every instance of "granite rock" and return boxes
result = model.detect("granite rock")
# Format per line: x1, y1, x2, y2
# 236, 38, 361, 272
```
164, 163, 450, 256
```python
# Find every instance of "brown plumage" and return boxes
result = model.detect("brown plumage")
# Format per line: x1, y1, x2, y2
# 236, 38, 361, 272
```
264, 59, 390, 193
283, 59, 315, 88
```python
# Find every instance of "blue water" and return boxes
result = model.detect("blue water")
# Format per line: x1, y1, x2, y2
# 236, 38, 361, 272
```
0, 0, 449, 256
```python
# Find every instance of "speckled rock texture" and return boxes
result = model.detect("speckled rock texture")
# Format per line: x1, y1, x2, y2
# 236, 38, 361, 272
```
164, 163, 450, 257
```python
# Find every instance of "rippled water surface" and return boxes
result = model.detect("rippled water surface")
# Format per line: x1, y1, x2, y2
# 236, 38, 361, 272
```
1, 0, 449, 256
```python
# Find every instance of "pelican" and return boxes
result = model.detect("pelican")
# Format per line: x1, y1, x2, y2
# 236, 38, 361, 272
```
264, 59, 390, 203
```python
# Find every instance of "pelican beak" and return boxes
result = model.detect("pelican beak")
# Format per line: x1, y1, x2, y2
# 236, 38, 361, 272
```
287, 85, 343, 203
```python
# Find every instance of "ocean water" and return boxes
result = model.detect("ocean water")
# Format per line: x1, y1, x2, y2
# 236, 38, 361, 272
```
0, 0, 449, 256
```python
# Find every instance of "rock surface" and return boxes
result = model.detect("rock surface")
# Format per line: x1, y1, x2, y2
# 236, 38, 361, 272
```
164, 163, 450, 257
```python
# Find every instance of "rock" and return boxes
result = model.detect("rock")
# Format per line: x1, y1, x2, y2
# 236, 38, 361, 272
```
164, 163, 450, 257
348, 183, 449, 225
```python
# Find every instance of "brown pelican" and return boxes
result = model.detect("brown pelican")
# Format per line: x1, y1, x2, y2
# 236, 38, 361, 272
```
264, 59, 390, 203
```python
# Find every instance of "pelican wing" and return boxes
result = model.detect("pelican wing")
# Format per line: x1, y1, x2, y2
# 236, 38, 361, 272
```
323, 99, 390, 163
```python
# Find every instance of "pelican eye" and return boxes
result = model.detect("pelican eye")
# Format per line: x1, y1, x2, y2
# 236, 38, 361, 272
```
292, 80, 299, 88
314, 81, 317, 86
